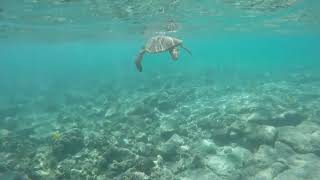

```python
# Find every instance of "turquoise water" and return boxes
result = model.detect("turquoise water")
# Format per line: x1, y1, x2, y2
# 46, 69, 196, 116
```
1, 0, 320, 179
1, 35, 319, 98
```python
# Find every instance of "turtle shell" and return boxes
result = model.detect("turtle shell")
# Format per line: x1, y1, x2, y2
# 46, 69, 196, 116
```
144, 36, 182, 53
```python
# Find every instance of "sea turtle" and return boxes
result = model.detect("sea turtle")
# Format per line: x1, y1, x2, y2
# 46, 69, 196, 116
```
134, 35, 192, 72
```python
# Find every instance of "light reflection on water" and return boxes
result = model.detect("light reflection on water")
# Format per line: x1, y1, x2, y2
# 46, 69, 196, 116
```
0, 0, 319, 40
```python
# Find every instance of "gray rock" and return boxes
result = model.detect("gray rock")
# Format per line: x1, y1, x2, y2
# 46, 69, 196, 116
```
103, 147, 135, 164
249, 110, 305, 127
104, 106, 118, 118
252, 145, 278, 169
116, 168, 150, 180
270, 110, 305, 126
147, 134, 162, 145
247, 112, 271, 124
211, 127, 230, 143
125, 103, 153, 117
179, 169, 220, 180
274, 141, 296, 160
278, 121, 320, 155
150, 167, 174, 180
198, 114, 237, 130
142, 91, 177, 113
229, 120, 278, 147
192, 139, 217, 155
227, 146, 253, 168
249, 162, 288, 180
274, 153, 320, 180
159, 134, 184, 160
189, 154, 206, 169
243, 144, 289, 179
247, 125, 278, 145
230, 120, 247, 134
136, 132, 148, 142
159, 120, 178, 140
205, 154, 241, 180
244, 140, 301, 179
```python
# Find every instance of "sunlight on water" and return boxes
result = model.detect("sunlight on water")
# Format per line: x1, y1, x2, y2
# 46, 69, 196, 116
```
0, 0, 319, 40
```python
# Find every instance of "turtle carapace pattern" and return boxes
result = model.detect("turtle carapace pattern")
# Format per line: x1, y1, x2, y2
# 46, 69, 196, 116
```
134, 36, 192, 72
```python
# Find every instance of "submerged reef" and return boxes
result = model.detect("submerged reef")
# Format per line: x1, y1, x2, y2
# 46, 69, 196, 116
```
51, 128, 84, 160
0, 73, 320, 179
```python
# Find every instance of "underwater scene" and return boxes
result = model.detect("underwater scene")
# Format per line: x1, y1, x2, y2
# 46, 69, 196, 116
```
0, 0, 320, 179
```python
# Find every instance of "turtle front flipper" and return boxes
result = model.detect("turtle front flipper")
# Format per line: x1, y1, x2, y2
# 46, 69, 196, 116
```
135, 50, 146, 72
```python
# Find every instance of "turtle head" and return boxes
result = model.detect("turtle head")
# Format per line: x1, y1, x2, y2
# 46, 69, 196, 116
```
169, 47, 179, 60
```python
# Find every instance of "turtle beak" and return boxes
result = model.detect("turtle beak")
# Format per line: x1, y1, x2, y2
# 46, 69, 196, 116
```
170, 47, 179, 60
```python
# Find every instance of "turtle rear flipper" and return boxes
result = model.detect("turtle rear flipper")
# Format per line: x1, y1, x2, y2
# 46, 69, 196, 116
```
135, 50, 145, 72
181, 45, 192, 56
